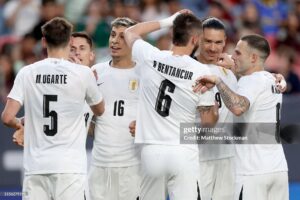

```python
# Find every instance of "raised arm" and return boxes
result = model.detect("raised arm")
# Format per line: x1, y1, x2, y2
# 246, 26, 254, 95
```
124, 10, 190, 48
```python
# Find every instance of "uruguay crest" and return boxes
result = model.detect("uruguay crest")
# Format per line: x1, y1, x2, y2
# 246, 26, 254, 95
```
129, 79, 139, 92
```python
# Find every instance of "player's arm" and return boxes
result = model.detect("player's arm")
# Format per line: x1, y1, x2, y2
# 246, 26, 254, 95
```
198, 104, 219, 127
194, 75, 250, 116
124, 10, 190, 48
1, 98, 23, 129
87, 115, 96, 137
90, 101, 105, 116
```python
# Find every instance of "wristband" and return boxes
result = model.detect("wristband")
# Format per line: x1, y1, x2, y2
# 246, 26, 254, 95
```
159, 12, 181, 28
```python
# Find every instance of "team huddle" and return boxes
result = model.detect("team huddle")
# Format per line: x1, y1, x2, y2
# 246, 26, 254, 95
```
1, 9, 288, 200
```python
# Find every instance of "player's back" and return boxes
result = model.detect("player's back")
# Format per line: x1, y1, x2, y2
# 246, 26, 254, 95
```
19, 58, 95, 174
133, 40, 214, 147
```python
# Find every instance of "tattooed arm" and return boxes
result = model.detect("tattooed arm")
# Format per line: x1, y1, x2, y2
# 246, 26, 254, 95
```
193, 75, 250, 116
216, 78, 250, 116
198, 104, 219, 127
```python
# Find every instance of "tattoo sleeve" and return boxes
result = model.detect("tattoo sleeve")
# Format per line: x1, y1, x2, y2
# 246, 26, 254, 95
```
216, 79, 250, 115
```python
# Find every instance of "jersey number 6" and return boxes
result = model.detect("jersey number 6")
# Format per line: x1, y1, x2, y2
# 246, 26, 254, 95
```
155, 79, 175, 117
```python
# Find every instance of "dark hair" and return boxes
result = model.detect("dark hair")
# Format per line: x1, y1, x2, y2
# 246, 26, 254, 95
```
42, 0, 56, 6
41, 17, 73, 48
111, 17, 137, 28
173, 13, 202, 46
71, 32, 93, 49
241, 34, 270, 61
202, 17, 225, 31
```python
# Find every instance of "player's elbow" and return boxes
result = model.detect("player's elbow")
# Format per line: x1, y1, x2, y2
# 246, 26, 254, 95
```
91, 100, 105, 116
201, 115, 218, 128
232, 108, 244, 116
1, 111, 13, 126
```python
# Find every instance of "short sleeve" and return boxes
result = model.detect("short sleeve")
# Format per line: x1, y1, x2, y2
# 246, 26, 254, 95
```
132, 39, 160, 65
7, 68, 26, 105
237, 75, 261, 108
85, 69, 103, 106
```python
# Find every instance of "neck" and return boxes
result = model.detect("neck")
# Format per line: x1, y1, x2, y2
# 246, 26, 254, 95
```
171, 45, 193, 56
111, 56, 134, 69
243, 65, 264, 76
47, 47, 69, 60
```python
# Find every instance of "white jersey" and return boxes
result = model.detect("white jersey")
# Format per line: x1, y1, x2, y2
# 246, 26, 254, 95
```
91, 61, 140, 167
132, 39, 215, 148
198, 64, 237, 161
234, 71, 288, 175
8, 58, 102, 175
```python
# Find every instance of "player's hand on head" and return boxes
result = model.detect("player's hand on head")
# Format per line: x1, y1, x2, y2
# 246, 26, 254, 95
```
13, 125, 24, 147
178, 9, 193, 15
216, 53, 235, 70
273, 73, 287, 93
193, 75, 218, 94
129, 120, 136, 137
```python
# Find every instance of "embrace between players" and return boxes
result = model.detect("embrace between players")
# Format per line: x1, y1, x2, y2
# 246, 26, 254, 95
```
1, 9, 288, 200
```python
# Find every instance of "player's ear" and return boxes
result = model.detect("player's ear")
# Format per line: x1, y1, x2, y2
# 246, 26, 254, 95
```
42, 37, 47, 49
251, 53, 258, 64
90, 51, 95, 63
191, 35, 200, 46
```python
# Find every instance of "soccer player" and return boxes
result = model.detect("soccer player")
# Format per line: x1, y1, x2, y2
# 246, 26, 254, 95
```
125, 10, 218, 200
194, 34, 288, 200
88, 17, 141, 200
195, 17, 237, 200
12, 31, 96, 146
1, 17, 105, 200
70, 32, 96, 133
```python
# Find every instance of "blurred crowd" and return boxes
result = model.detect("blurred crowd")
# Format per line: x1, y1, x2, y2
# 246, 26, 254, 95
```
0, 0, 300, 102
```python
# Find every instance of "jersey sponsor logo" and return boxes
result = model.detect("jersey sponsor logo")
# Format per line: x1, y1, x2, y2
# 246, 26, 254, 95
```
129, 79, 139, 92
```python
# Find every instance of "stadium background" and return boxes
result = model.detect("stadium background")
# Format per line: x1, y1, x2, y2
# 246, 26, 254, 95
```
0, 0, 300, 199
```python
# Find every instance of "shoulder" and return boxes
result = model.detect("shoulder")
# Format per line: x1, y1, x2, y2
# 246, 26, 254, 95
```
92, 61, 110, 70
133, 39, 160, 53
239, 71, 269, 89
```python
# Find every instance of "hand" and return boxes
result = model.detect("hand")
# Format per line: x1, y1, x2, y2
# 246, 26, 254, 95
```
159, 9, 193, 28
216, 53, 235, 70
13, 125, 24, 147
129, 120, 136, 137
178, 9, 193, 15
272, 73, 287, 93
68, 55, 82, 64
193, 75, 219, 93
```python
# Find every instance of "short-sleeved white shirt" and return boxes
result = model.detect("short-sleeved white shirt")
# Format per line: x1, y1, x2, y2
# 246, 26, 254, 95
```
8, 58, 102, 175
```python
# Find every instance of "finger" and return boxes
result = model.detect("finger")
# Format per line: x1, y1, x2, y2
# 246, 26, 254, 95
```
200, 86, 209, 94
